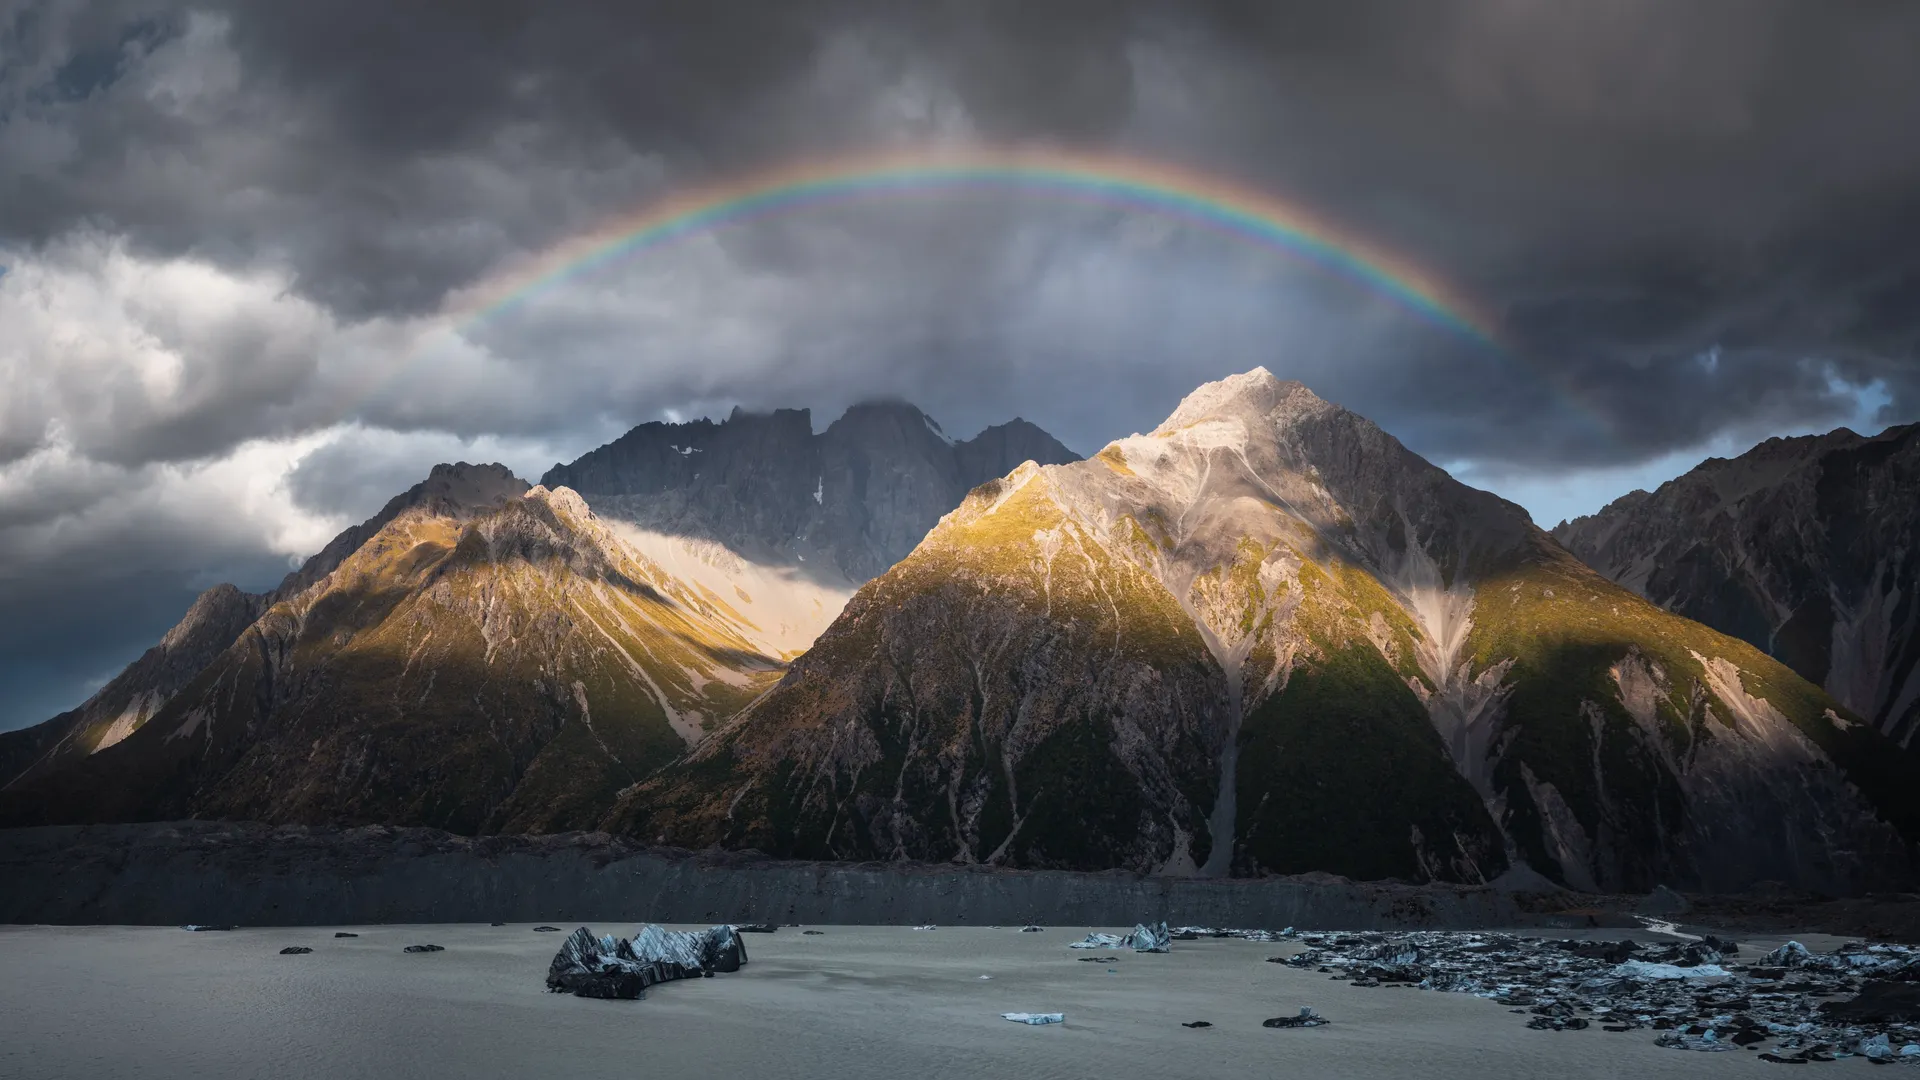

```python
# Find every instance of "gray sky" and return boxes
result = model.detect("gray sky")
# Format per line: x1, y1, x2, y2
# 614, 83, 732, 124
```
3, 0, 1918, 729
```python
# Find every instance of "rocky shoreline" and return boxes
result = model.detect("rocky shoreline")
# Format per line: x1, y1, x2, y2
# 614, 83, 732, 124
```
2, 821, 1914, 938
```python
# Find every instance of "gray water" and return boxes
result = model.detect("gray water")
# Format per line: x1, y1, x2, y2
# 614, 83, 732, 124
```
0, 924, 1819, 1080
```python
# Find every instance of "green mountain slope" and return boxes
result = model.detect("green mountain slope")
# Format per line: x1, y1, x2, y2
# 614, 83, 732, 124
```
610, 370, 1917, 891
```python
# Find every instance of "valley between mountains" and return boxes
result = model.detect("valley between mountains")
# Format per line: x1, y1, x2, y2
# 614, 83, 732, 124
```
4, 370, 1915, 896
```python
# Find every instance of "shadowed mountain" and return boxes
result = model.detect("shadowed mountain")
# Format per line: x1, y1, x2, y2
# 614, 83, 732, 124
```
1555, 423, 1920, 747
612, 370, 1918, 894
541, 402, 1081, 584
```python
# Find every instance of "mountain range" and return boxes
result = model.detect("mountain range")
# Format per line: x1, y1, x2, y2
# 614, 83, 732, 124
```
3, 374, 1915, 895
1555, 423, 1919, 748
0, 403, 1076, 835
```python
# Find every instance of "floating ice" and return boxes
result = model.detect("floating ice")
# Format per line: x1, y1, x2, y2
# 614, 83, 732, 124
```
545, 924, 747, 1000
1067, 922, 1170, 953
1614, 960, 1730, 980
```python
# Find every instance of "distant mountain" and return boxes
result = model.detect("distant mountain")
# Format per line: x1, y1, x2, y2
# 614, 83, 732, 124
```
0, 402, 1081, 833
0, 584, 263, 790
0, 466, 786, 833
1554, 423, 1920, 746
614, 370, 1918, 893
541, 402, 1080, 584
0, 462, 530, 791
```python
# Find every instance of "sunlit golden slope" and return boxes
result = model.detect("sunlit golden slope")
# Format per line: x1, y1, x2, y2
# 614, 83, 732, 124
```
614, 371, 1918, 891
0, 476, 785, 834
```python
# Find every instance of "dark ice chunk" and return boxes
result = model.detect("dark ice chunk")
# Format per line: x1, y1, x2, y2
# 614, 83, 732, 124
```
1819, 982, 1920, 1024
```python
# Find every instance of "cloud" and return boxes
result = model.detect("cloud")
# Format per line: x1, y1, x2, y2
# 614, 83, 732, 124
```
0, 232, 335, 465
0, 426, 343, 729
4, 0, 1920, 728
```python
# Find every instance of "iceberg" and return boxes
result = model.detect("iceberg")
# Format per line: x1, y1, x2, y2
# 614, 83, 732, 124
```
1615, 959, 1729, 980
1067, 922, 1171, 953
545, 924, 748, 1000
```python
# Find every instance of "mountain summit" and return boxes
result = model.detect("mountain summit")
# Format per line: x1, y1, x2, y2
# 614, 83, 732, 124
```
0, 406, 1082, 832
616, 369, 1916, 892
0, 461, 529, 792
541, 401, 1079, 583
0, 468, 788, 833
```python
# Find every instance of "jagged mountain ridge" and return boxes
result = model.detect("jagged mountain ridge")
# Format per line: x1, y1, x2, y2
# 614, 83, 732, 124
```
542, 402, 1080, 583
0, 462, 531, 792
0, 584, 264, 791
0, 398, 1077, 805
614, 370, 1918, 893
1554, 423, 1920, 746
0, 470, 791, 833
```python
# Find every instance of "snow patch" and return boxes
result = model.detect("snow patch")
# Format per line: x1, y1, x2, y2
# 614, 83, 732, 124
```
922, 413, 955, 446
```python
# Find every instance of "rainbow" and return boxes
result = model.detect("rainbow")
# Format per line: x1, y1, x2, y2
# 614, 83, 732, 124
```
446, 146, 1503, 347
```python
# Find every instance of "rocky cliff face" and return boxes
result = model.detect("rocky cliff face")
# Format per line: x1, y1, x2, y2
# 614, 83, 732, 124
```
613, 370, 1918, 893
1554, 424, 1920, 747
541, 403, 1080, 584
0, 467, 788, 835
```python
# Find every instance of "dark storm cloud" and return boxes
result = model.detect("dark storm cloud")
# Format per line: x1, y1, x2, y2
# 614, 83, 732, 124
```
7, 0, 1916, 464
1112, 0, 1920, 465
6, 0, 1920, 729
